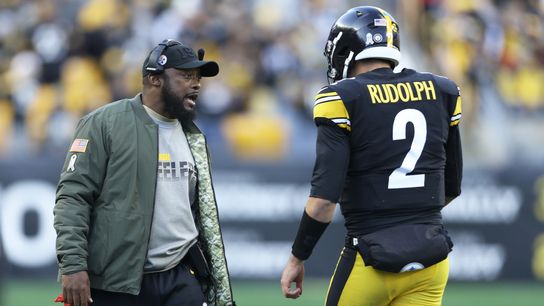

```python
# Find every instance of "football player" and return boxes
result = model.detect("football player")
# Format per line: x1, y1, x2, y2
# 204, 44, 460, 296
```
281, 6, 462, 306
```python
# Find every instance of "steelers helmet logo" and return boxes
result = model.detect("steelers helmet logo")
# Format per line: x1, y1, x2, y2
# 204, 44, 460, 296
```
158, 54, 168, 66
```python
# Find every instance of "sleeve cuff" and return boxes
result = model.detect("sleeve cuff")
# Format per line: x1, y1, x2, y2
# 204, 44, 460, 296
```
58, 254, 87, 275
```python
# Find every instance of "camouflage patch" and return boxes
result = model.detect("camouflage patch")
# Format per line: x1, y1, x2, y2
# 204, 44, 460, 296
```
186, 132, 234, 306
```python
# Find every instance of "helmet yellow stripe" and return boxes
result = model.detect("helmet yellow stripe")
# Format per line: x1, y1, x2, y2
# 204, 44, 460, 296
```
377, 8, 394, 48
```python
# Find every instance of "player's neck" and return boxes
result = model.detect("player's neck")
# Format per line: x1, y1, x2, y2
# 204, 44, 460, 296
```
350, 60, 392, 77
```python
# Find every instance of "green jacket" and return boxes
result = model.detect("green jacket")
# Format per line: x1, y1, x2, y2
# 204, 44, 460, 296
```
54, 94, 234, 305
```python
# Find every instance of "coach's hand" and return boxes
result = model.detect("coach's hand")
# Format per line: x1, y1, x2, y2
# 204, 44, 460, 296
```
281, 254, 305, 299
62, 271, 93, 306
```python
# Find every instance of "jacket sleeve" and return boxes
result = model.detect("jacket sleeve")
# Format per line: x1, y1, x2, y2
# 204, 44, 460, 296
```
54, 113, 110, 275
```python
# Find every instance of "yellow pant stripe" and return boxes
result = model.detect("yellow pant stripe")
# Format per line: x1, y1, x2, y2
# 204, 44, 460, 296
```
324, 248, 345, 306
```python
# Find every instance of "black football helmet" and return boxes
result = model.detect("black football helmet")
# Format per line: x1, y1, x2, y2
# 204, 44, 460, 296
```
324, 6, 401, 83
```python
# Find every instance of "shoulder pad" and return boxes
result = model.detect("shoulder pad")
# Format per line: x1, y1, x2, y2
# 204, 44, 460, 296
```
431, 74, 460, 96
425, 74, 462, 126
313, 86, 351, 132
330, 78, 361, 99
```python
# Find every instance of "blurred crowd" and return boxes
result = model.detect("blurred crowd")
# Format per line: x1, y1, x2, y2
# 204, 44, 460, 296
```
0, 0, 542, 164
413, 0, 544, 165
0, 0, 354, 160
415, 0, 544, 122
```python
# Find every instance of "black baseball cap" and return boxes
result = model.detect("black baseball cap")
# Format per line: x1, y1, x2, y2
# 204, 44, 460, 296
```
142, 40, 219, 77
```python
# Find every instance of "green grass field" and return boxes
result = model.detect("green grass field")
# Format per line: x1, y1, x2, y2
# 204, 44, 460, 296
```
2, 279, 544, 306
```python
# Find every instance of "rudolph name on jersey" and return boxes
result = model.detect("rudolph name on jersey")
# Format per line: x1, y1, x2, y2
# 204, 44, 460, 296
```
367, 81, 436, 104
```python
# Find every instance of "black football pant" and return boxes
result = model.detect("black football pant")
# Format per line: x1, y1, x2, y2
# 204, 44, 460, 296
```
90, 260, 206, 306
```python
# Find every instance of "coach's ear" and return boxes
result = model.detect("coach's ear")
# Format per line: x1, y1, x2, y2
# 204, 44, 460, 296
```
147, 74, 162, 87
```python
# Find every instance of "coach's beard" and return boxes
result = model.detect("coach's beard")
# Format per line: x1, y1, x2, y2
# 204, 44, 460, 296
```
161, 82, 196, 124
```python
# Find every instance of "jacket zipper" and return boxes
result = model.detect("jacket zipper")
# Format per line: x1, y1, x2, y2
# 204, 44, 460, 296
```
142, 124, 159, 278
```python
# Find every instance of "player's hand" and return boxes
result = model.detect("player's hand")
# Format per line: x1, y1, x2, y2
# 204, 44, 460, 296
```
281, 254, 305, 299
62, 271, 93, 306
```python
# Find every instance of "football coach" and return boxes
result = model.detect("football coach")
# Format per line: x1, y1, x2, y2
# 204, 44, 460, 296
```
54, 39, 235, 306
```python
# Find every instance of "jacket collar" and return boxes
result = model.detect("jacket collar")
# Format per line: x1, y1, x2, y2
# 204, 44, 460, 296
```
129, 93, 202, 134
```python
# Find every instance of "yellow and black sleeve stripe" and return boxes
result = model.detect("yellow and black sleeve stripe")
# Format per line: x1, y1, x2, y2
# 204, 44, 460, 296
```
450, 95, 462, 126
313, 88, 351, 132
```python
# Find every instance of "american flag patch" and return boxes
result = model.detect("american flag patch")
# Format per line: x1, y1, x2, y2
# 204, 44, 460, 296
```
374, 19, 387, 26
70, 139, 89, 153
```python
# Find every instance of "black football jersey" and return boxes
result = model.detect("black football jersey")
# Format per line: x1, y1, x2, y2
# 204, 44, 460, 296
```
310, 68, 462, 236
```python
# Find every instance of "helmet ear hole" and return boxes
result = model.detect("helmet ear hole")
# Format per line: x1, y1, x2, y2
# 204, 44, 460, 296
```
336, 46, 349, 58
331, 52, 351, 81
336, 45, 349, 57
333, 47, 349, 67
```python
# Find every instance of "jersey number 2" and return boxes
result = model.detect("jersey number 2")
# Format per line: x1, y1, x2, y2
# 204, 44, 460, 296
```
388, 109, 427, 189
